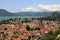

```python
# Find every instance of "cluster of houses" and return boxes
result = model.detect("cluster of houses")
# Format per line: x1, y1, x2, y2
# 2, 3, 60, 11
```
0, 18, 60, 40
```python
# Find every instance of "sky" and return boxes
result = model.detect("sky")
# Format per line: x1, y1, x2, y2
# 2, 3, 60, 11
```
0, 0, 60, 12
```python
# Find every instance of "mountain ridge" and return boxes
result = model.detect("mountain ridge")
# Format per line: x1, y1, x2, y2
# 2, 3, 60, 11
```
0, 9, 60, 17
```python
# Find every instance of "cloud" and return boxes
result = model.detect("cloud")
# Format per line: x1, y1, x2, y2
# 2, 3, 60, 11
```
21, 7, 37, 12
37, 4, 60, 11
21, 4, 60, 12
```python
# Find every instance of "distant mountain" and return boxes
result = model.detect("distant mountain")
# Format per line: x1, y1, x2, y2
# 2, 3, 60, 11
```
0, 9, 60, 17
0, 9, 16, 16
16, 12, 53, 17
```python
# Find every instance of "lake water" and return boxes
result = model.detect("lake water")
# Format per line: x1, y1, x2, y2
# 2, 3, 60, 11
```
0, 16, 41, 21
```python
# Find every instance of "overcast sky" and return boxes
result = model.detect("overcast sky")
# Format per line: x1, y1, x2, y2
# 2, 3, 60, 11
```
0, 0, 60, 12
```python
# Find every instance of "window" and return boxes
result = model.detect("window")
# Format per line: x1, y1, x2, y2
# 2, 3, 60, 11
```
10, 39, 13, 40
4, 28, 7, 30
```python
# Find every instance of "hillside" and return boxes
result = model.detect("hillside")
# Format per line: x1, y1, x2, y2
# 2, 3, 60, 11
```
0, 9, 16, 16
